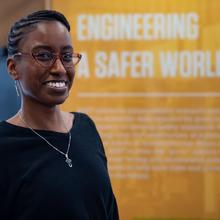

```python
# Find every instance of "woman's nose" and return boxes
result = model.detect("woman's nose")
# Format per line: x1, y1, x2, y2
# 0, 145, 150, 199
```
50, 57, 67, 74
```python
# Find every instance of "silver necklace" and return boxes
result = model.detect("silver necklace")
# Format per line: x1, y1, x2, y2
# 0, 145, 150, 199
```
18, 111, 72, 168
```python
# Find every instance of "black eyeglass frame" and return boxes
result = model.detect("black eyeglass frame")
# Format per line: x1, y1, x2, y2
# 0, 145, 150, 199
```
11, 51, 82, 69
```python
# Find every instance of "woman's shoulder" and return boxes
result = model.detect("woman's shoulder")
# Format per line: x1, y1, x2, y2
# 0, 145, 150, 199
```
0, 121, 16, 156
72, 111, 91, 119
0, 121, 12, 136
0, 120, 34, 139
72, 112, 96, 127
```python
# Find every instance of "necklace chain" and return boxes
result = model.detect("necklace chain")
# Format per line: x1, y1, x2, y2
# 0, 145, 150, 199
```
18, 111, 72, 167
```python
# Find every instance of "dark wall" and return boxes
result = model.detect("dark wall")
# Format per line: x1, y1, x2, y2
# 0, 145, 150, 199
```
0, 1, 48, 119
0, 48, 20, 121
0, 0, 47, 47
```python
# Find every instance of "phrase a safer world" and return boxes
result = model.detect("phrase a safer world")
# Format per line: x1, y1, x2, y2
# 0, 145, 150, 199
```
77, 50, 220, 79
75, 12, 220, 79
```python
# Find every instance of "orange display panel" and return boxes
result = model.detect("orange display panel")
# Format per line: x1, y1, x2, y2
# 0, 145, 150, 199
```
52, 1, 220, 219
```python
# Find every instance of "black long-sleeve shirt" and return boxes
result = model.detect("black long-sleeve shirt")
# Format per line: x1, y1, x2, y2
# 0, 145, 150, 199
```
0, 112, 119, 220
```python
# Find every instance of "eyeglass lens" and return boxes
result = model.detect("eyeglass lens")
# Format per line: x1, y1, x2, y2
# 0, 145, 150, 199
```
32, 50, 81, 68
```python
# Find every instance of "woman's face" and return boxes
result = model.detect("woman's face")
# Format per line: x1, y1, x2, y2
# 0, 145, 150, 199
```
13, 20, 74, 107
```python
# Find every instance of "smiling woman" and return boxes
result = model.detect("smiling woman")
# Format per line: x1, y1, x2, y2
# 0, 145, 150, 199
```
0, 10, 119, 220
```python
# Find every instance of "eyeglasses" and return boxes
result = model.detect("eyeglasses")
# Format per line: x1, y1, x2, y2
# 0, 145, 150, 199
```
12, 51, 82, 69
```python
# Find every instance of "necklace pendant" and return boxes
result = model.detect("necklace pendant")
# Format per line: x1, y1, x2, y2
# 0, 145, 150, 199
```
65, 155, 72, 167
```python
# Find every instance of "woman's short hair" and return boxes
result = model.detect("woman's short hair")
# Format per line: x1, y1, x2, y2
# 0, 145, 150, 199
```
7, 10, 70, 56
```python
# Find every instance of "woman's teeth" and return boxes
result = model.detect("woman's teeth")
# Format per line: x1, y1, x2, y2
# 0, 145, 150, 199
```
46, 82, 66, 88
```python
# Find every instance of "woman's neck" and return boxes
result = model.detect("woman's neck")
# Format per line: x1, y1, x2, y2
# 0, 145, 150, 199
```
8, 101, 72, 133
21, 104, 64, 130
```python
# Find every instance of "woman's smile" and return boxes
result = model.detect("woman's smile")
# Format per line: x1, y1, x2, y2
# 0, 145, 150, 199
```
43, 80, 69, 95
44, 80, 68, 88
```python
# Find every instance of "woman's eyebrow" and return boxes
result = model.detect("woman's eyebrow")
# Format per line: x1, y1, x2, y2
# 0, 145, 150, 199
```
62, 45, 73, 51
32, 45, 54, 51
32, 45, 73, 51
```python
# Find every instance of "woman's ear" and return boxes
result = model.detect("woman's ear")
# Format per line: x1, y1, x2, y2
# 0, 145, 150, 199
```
7, 57, 19, 80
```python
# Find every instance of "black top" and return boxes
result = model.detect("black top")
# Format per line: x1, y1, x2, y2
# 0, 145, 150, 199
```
0, 112, 119, 220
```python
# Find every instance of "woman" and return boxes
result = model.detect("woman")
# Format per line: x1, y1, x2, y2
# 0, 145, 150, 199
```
0, 10, 119, 220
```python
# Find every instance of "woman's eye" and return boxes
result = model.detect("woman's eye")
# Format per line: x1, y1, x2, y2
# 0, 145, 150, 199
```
35, 52, 53, 61
62, 53, 73, 62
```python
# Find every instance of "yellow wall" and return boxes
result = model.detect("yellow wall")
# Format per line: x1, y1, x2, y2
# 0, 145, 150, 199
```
53, 1, 220, 219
